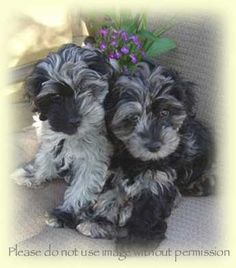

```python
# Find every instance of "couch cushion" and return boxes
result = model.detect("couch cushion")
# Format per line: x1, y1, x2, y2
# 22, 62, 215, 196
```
13, 179, 221, 251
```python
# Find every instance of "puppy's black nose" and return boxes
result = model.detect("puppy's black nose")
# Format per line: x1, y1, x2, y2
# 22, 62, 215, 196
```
146, 142, 162, 152
69, 118, 81, 127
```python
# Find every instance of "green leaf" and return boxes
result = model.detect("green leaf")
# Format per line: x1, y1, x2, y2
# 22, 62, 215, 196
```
146, 38, 176, 57
134, 14, 145, 32
119, 14, 140, 34
137, 30, 156, 41
119, 12, 133, 29
123, 22, 137, 34
139, 14, 147, 31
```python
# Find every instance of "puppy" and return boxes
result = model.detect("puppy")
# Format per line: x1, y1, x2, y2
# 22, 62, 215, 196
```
11, 44, 114, 226
75, 62, 215, 247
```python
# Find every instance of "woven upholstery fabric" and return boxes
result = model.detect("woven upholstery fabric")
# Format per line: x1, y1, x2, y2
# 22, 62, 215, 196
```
10, 15, 222, 251
148, 14, 223, 141
13, 181, 221, 251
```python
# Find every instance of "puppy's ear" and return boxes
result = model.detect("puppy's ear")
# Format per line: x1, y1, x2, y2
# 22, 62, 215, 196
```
83, 36, 96, 48
25, 67, 48, 100
134, 61, 153, 79
87, 77, 110, 104
85, 51, 117, 97
85, 50, 115, 79
25, 66, 50, 120
171, 81, 197, 117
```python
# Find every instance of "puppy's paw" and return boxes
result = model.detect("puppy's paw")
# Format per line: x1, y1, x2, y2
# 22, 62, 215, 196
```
181, 172, 216, 196
50, 208, 77, 228
76, 221, 94, 237
194, 173, 216, 196
45, 212, 64, 228
76, 221, 115, 239
11, 167, 38, 188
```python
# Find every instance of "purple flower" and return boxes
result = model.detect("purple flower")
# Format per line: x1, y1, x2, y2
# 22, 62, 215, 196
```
136, 42, 142, 49
130, 54, 137, 64
114, 51, 122, 59
99, 28, 109, 37
110, 40, 118, 47
130, 35, 141, 48
121, 31, 129, 41
120, 46, 129, 54
108, 52, 116, 59
99, 42, 107, 51
141, 50, 145, 57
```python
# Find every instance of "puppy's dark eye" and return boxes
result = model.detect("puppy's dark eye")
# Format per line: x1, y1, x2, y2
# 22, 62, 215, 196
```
128, 114, 139, 123
159, 110, 169, 117
51, 94, 62, 103
123, 114, 139, 126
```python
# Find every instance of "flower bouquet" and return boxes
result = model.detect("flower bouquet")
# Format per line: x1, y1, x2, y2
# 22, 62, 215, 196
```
90, 13, 176, 72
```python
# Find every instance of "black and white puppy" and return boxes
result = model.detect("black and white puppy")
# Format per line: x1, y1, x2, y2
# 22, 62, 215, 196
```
76, 62, 215, 247
11, 44, 114, 225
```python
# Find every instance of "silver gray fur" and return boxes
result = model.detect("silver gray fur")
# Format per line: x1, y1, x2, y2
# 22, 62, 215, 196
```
12, 45, 113, 217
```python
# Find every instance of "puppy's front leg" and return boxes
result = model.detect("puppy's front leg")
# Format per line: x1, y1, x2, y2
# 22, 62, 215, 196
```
11, 160, 38, 188
49, 162, 108, 227
117, 183, 177, 249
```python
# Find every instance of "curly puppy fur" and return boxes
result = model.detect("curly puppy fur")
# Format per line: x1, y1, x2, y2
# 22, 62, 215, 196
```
75, 62, 215, 248
11, 44, 115, 222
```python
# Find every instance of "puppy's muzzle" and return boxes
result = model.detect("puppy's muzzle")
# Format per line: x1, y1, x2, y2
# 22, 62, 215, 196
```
69, 117, 81, 128
146, 141, 162, 152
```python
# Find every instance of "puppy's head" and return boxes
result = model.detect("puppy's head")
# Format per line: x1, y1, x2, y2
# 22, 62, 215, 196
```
26, 44, 114, 136
105, 62, 196, 161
